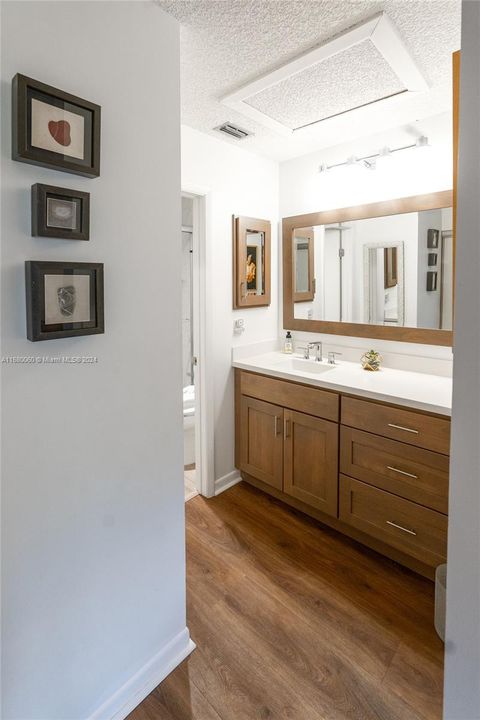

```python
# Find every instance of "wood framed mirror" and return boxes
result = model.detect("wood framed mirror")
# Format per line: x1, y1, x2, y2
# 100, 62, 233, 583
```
233, 215, 271, 308
283, 190, 454, 346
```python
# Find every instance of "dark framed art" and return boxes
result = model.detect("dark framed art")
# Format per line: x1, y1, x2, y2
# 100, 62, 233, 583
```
25, 261, 104, 341
13, 74, 101, 178
31, 183, 90, 240
427, 228, 439, 249
426, 270, 438, 292
428, 252, 438, 267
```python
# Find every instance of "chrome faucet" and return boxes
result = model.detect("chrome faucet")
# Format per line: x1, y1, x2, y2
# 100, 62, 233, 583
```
305, 341, 323, 362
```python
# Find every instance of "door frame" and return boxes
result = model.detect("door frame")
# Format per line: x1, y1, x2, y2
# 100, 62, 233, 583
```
182, 186, 215, 498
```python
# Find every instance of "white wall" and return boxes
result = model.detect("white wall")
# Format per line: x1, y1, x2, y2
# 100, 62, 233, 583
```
280, 112, 454, 369
1, 3, 190, 719
181, 125, 279, 484
444, 3, 480, 717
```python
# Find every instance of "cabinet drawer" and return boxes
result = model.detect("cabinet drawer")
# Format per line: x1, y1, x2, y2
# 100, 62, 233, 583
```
339, 475, 447, 567
240, 371, 339, 422
340, 427, 449, 514
341, 396, 450, 455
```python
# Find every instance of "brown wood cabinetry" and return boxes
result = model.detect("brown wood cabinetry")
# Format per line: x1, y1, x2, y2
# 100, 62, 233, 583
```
240, 395, 283, 490
235, 368, 450, 579
284, 409, 338, 516
339, 475, 448, 567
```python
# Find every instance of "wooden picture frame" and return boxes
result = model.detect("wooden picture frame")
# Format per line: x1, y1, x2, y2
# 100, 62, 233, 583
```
25, 261, 104, 341
283, 190, 454, 346
31, 183, 90, 240
233, 215, 271, 308
12, 74, 101, 178
293, 227, 315, 302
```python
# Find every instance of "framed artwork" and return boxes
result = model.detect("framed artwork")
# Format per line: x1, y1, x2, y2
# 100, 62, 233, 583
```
12, 74, 101, 177
31, 183, 90, 240
233, 215, 271, 308
246, 245, 258, 293
25, 261, 104, 341
427, 229, 439, 249
426, 271, 438, 292
428, 253, 438, 267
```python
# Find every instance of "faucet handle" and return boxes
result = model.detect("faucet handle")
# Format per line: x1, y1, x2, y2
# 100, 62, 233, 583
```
327, 351, 342, 365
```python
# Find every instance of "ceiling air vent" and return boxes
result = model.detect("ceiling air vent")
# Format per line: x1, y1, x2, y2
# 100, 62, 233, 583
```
215, 122, 252, 140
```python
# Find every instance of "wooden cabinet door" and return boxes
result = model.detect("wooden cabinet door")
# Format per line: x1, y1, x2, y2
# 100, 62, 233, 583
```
283, 409, 338, 516
240, 396, 283, 490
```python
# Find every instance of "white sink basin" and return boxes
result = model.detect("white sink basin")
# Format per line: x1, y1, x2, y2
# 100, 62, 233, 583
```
274, 357, 335, 374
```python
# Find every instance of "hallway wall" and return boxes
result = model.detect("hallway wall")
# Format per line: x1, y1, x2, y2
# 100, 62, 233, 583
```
1, 3, 189, 718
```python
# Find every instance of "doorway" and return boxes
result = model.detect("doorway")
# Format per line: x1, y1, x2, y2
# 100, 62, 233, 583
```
181, 190, 215, 500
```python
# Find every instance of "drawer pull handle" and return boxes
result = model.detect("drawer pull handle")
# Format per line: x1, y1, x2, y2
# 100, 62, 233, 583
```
387, 465, 418, 480
386, 520, 417, 536
284, 418, 291, 439
274, 416, 281, 436
388, 423, 419, 434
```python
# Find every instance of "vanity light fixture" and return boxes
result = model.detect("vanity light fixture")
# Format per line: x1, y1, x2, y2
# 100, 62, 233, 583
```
319, 136, 430, 173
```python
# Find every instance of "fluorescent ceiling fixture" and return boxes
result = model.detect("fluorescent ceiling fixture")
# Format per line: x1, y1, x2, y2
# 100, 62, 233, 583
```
221, 13, 429, 138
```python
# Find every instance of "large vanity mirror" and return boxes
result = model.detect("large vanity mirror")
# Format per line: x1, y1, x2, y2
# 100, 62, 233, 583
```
284, 191, 453, 345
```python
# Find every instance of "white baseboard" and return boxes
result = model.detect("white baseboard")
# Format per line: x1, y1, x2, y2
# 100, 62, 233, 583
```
215, 470, 241, 496
88, 628, 195, 720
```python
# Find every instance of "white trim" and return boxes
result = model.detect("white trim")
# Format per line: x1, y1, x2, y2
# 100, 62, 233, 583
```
215, 470, 242, 496
182, 186, 216, 498
88, 628, 195, 720
221, 12, 428, 137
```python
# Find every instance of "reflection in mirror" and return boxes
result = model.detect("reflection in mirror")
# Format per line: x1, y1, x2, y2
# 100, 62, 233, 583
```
246, 231, 265, 296
293, 228, 314, 301
293, 208, 453, 331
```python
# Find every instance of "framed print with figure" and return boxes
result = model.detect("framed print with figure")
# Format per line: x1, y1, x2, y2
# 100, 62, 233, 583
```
13, 74, 101, 177
25, 261, 104, 341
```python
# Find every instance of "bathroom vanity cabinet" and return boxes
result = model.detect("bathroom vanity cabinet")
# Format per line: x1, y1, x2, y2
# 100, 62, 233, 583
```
235, 368, 450, 579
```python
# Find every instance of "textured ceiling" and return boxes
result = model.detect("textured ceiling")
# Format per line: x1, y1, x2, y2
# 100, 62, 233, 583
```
245, 39, 406, 129
157, 0, 461, 161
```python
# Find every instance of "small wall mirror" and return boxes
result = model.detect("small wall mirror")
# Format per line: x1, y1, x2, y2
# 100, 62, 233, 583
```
283, 191, 453, 345
233, 215, 271, 308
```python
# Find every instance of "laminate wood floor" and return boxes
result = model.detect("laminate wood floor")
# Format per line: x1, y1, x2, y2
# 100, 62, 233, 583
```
128, 482, 444, 720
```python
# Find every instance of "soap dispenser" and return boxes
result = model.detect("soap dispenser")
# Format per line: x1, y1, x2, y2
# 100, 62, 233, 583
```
284, 331, 293, 354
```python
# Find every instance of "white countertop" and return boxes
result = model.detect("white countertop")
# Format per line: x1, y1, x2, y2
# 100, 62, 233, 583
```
233, 351, 452, 416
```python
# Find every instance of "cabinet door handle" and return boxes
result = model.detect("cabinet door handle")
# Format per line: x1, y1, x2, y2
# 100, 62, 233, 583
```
386, 520, 417, 536
274, 416, 281, 436
387, 465, 418, 480
387, 423, 419, 435
284, 418, 291, 438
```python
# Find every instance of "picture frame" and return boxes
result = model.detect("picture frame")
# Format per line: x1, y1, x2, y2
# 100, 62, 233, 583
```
31, 183, 90, 240
427, 228, 439, 249
428, 252, 438, 267
25, 261, 104, 341
232, 215, 271, 308
426, 270, 438, 292
12, 74, 101, 178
